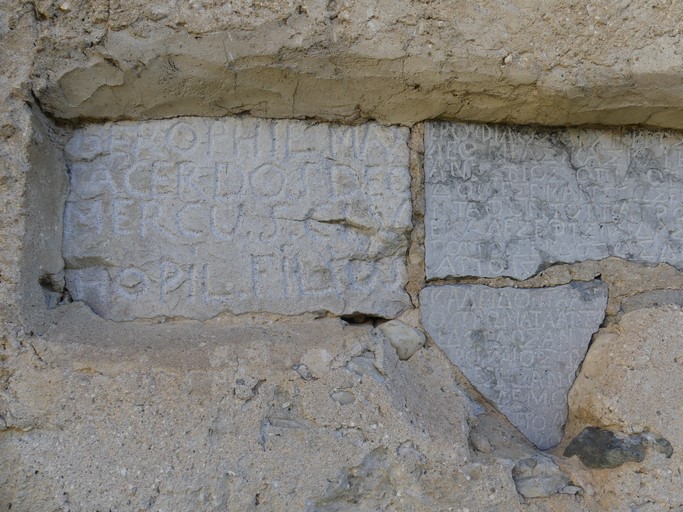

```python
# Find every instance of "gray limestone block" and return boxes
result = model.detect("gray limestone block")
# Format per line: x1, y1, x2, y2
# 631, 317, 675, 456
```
63, 117, 412, 320
425, 122, 683, 280
420, 281, 607, 449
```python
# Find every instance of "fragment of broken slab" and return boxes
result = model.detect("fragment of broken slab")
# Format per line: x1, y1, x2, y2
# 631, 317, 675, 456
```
421, 281, 607, 450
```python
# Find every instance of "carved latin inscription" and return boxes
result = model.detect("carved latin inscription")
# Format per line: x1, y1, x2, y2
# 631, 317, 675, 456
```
420, 282, 607, 449
425, 122, 683, 279
63, 118, 412, 320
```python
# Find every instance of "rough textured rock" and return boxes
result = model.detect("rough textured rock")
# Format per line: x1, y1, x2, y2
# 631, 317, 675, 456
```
421, 282, 607, 449
29, 1, 683, 129
0, 310, 528, 511
563, 427, 671, 469
0, 3, 37, 329
63, 117, 411, 320
512, 455, 570, 499
377, 319, 425, 360
563, 306, 683, 510
425, 122, 683, 280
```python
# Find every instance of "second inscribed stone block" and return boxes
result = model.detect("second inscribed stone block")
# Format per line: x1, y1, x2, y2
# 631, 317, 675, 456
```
425, 122, 683, 279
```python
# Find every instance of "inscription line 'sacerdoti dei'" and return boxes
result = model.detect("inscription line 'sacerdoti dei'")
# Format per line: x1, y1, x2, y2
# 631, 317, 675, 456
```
63, 117, 413, 321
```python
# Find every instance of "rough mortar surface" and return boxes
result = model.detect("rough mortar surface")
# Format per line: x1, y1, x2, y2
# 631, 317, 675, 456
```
563, 306, 683, 510
421, 282, 607, 449
63, 117, 411, 320
0, 314, 538, 511
29, 1, 683, 129
425, 122, 683, 279
0, 3, 36, 328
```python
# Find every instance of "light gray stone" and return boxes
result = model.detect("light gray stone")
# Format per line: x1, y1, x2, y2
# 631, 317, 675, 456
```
512, 456, 570, 499
469, 431, 493, 454
425, 122, 683, 280
377, 320, 426, 360
420, 282, 607, 449
63, 117, 412, 320
330, 390, 356, 405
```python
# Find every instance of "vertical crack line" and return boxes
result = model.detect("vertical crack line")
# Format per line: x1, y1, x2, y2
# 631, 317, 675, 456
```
406, 122, 426, 307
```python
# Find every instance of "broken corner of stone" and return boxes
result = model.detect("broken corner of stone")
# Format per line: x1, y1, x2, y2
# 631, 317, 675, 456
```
4, 4, 683, 509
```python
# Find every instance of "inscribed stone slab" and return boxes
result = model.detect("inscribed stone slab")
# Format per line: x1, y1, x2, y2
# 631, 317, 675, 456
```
63, 118, 412, 320
420, 282, 607, 449
425, 122, 683, 280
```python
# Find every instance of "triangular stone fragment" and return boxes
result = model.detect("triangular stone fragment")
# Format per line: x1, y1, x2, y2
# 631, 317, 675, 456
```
420, 281, 607, 450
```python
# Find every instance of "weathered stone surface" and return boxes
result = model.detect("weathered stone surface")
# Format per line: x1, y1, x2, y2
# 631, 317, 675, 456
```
0, 312, 531, 511
420, 282, 607, 449
29, 1, 683, 129
63, 117, 412, 320
377, 319, 426, 360
619, 289, 683, 314
564, 306, 683, 510
512, 455, 570, 498
1, 4, 38, 330
425, 122, 683, 280
5, 1, 683, 509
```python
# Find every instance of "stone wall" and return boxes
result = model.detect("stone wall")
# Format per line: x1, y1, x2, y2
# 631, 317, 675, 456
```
2, 2, 683, 511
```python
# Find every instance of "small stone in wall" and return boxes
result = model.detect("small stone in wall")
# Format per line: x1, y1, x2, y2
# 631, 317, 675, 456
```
564, 427, 672, 469
377, 320, 426, 360
233, 374, 264, 401
292, 363, 314, 381
300, 349, 334, 379
646, 434, 674, 458
469, 431, 493, 454
511, 455, 570, 498
345, 353, 385, 383
330, 390, 355, 405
